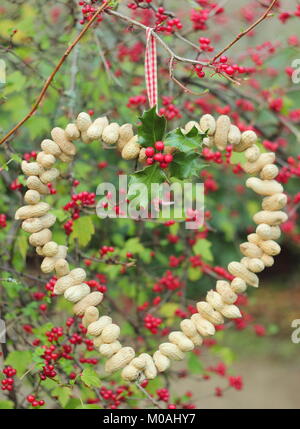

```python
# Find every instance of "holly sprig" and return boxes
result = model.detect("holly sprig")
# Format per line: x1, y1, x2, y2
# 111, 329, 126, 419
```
129, 107, 206, 206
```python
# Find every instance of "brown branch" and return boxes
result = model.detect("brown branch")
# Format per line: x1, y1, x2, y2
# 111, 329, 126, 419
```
168, 57, 207, 95
0, 1, 109, 146
209, 0, 279, 64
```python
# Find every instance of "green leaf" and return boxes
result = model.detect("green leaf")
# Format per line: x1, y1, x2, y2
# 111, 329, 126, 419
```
188, 266, 202, 281
128, 163, 166, 209
76, 403, 101, 409
165, 127, 204, 153
65, 398, 82, 409
159, 302, 179, 318
169, 151, 205, 180
137, 107, 166, 147
193, 239, 213, 262
230, 151, 246, 165
81, 368, 101, 388
70, 216, 95, 247
52, 386, 72, 407
10, 153, 22, 164
188, 353, 204, 374
5, 350, 32, 376
4, 71, 27, 95
16, 234, 28, 260
26, 116, 50, 139
41, 379, 58, 390
121, 237, 145, 256
212, 346, 235, 365
0, 400, 14, 409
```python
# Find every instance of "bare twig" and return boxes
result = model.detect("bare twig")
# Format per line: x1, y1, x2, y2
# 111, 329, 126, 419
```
168, 57, 208, 95
107, 9, 208, 67
94, 32, 122, 87
210, 0, 279, 64
107, 9, 240, 85
135, 382, 162, 409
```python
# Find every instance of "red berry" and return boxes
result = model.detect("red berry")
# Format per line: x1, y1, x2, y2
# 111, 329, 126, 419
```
146, 157, 154, 165
153, 153, 164, 162
27, 395, 35, 403
155, 141, 164, 151
164, 154, 173, 163
160, 162, 168, 169
145, 147, 155, 157
225, 66, 235, 76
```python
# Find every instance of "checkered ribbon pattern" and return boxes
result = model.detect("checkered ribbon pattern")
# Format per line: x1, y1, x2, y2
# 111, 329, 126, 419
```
145, 27, 158, 110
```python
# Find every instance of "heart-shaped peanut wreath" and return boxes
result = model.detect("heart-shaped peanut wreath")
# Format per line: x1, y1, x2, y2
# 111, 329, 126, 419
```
15, 110, 288, 381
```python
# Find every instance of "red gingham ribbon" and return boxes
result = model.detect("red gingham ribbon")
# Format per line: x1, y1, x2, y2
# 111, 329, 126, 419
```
145, 27, 158, 110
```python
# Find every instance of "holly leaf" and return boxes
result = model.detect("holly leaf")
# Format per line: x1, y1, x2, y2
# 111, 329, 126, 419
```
81, 368, 101, 388
128, 163, 166, 210
169, 151, 206, 180
137, 106, 166, 147
165, 126, 204, 153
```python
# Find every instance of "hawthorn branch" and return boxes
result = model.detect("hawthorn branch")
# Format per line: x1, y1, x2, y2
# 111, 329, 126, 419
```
210, 0, 279, 64
0, 1, 109, 146
107, 9, 240, 86
106, 9, 208, 67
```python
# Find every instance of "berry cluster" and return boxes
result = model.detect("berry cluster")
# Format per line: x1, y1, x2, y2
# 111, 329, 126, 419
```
26, 395, 45, 407
64, 192, 96, 217
215, 56, 246, 76
64, 219, 74, 235
46, 326, 64, 342
63, 191, 96, 235
47, 182, 57, 195
45, 276, 57, 294
127, 95, 147, 109
86, 279, 107, 293
1, 366, 16, 391
23, 151, 37, 162
143, 313, 162, 334
199, 37, 214, 52
190, 3, 224, 31
10, 178, 22, 191
78, 0, 103, 25
145, 141, 173, 169
99, 385, 132, 409
157, 388, 170, 402
40, 363, 57, 380
155, 7, 183, 34
159, 96, 181, 120
153, 270, 182, 292
99, 245, 115, 257
118, 42, 144, 63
